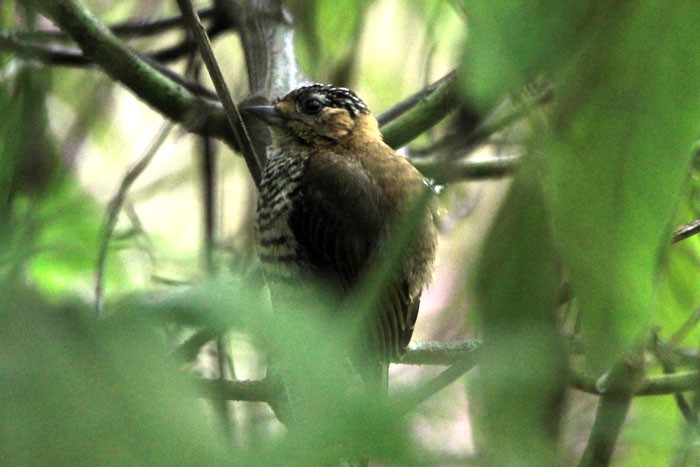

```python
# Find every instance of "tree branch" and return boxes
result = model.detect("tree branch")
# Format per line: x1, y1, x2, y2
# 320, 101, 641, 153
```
197, 341, 481, 412
578, 352, 646, 467
653, 336, 700, 427
673, 218, 700, 243
217, 0, 309, 170
5, 18, 228, 67
571, 368, 700, 397
392, 344, 481, 416
0, 32, 222, 100
108, 5, 218, 38
196, 338, 700, 404
399, 339, 481, 365
222, 0, 306, 97
199, 376, 273, 402
176, 0, 263, 187
410, 155, 520, 183
30, 0, 234, 146
95, 123, 173, 317
409, 83, 554, 160
378, 71, 459, 149
17, 5, 218, 41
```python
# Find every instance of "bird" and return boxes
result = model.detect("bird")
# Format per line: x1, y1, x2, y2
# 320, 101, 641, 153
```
245, 84, 437, 395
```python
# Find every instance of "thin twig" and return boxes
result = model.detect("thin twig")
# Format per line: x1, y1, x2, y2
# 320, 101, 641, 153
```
190, 336, 700, 405
214, 337, 235, 437
173, 328, 219, 363
673, 218, 700, 243
122, 201, 156, 266
409, 85, 554, 159
17, 6, 218, 41
0, 32, 221, 100
33, 1, 233, 143
671, 306, 700, 344
203, 365, 700, 403
7, 23, 227, 69
196, 93, 236, 436
110, 6, 218, 38
410, 155, 520, 183
95, 122, 173, 317
199, 377, 272, 402
569, 367, 700, 397
391, 346, 481, 416
654, 335, 700, 426
400, 339, 481, 365
175, 0, 263, 187
198, 130, 218, 273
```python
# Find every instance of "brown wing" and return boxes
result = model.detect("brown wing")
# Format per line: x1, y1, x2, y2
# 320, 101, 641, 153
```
288, 152, 418, 369
290, 152, 386, 288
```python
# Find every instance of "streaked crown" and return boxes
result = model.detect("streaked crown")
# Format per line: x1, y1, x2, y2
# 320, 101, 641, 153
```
279, 84, 370, 117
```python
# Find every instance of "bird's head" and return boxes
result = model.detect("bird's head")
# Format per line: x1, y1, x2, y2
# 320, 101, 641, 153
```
244, 84, 381, 148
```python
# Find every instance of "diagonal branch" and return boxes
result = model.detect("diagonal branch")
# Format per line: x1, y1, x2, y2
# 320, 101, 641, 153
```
0, 32, 221, 100
378, 71, 459, 149
391, 344, 481, 416
673, 218, 700, 243
30, 0, 234, 146
17, 5, 218, 41
175, 0, 263, 187
411, 155, 520, 183
108, 5, 218, 38
95, 123, 173, 317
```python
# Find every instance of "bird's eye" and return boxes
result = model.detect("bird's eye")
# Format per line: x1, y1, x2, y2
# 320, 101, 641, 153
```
298, 97, 324, 116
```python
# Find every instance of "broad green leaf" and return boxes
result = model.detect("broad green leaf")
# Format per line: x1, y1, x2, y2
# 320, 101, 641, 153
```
472, 161, 566, 466
0, 284, 230, 466
463, 0, 700, 369
25, 178, 126, 296
289, 0, 373, 82
460, 0, 593, 108
543, 2, 700, 369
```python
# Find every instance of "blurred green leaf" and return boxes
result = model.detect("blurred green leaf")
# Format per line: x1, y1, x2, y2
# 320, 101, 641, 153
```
472, 160, 566, 466
122, 275, 418, 464
0, 66, 125, 297
0, 283, 230, 466
289, 0, 372, 83
0, 3, 14, 66
543, 2, 700, 369
621, 397, 679, 465
261, 299, 417, 465
460, 0, 593, 108
26, 178, 126, 296
0, 67, 58, 273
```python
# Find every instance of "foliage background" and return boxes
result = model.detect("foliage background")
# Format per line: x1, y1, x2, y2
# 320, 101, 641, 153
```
2, 1, 700, 465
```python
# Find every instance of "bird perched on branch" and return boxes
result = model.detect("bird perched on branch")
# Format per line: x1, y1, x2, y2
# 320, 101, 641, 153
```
246, 84, 437, 394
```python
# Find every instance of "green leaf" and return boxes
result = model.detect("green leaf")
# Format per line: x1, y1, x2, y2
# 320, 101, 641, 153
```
25, 178, 125, 296
543, 2, 700, 369
472, 161, 566, 466
0, 284, 230, 466
460, 0, 592, 108
620, 397, 679, 465
290, 0, 372, 81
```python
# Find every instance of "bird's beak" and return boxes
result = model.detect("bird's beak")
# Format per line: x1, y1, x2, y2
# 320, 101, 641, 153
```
243, 105, 287, 128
